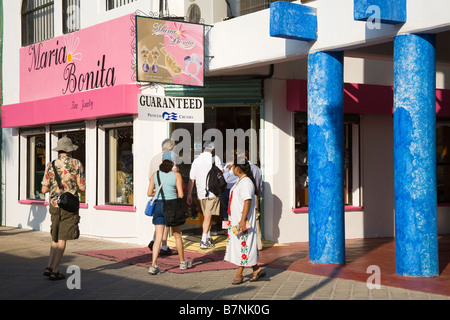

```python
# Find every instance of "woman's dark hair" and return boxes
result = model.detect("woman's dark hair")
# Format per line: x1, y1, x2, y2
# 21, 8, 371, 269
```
233, 157, 257, 195
159, 160, 174, 173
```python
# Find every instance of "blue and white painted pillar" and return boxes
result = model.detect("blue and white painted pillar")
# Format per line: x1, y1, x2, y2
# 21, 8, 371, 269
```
393, 33, 439, 277
307, 51, 345, 264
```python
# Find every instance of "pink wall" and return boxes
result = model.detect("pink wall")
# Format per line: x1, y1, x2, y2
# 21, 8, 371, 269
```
287, 79, 450, 117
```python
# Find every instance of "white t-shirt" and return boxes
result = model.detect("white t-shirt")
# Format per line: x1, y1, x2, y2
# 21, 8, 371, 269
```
189, 151, 222, 199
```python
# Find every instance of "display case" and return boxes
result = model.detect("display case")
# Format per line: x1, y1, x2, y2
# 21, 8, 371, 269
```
295, 113, 308, 208
294, 113, 358, 208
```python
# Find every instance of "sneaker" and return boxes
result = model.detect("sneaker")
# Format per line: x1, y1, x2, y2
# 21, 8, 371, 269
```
180, 260, 193, 270
200, 238, 215, 249
148, 265, 161, 275
206, 238, 215, 248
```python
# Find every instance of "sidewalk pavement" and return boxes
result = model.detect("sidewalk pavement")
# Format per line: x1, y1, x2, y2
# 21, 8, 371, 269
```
0, 226, 449, 302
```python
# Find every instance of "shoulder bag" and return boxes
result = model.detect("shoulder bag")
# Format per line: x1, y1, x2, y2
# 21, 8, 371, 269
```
52, 160, 80, 213
145, 171, 169, 217
158, 171, 185, 226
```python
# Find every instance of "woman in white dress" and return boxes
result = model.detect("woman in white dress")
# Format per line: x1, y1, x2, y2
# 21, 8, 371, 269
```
224, 158, 266, 284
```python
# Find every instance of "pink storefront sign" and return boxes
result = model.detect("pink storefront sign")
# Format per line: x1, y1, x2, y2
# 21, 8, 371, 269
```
20, 14, 136, 102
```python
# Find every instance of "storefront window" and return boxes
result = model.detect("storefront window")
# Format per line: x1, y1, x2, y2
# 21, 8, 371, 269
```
294, 113, 359, 208
26, 134, 46, 200
105, 126, 134, 205
437, 124, 450, 203
51, 122, 86, 203
294, 114, 308, 208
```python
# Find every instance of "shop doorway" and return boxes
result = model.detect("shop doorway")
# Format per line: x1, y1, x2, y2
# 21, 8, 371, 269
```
171, 105, 261, 235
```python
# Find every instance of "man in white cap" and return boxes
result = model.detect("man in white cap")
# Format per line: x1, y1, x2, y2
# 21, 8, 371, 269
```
41, 136, 86, 280
187, 140, 222, 248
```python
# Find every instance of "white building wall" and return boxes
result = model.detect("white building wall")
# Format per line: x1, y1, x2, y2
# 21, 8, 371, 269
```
263, 79, 310, 243
2, 0, 450, 245
209, 0, 450, 74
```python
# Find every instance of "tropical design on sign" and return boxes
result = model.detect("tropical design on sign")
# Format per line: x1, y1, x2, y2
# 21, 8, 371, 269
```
136, 17, 205, 86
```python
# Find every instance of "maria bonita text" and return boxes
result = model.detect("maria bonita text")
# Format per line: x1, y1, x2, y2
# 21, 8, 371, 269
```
27, 41, 116, 95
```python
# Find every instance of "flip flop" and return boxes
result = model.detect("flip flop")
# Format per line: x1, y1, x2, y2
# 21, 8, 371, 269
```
232, 277, 244, 285
249, 269, 266, 282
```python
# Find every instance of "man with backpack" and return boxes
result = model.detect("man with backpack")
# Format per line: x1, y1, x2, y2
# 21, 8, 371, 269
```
187, 141, 224, 249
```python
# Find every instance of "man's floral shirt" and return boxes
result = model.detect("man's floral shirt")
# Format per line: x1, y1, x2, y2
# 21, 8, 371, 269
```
41, 155, 86, 207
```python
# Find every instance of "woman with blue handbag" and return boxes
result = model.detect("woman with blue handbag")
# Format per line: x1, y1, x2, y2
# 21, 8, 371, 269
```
146, 150, 192, 274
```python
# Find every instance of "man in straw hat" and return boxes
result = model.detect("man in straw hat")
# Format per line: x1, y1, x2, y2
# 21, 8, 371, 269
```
41, 136, 86, 280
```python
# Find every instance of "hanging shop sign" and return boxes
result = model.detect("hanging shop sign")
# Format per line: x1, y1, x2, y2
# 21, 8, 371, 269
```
138, 94, 204, 123
135, 16, 205, 87
20, 14, 135, 102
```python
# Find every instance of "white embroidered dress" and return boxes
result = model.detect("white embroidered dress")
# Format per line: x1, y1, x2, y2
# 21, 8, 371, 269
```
224, 176, 257, 266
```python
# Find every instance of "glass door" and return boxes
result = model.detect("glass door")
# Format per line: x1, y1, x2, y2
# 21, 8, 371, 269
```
171, 105, 260, 235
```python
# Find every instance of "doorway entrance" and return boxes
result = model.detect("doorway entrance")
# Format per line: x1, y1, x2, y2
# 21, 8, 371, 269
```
171, 105, 261, 235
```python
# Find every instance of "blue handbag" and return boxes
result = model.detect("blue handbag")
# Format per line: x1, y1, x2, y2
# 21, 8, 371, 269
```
144, 198, 156, 216
144, 171, 169, 217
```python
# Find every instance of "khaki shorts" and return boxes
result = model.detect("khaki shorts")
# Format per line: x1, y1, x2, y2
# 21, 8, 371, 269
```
200, 197, 221, 216
50, 205, 80, 242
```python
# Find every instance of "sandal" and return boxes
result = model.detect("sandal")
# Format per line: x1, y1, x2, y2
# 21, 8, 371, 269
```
49, 271, 66, 281
249, 269, 266, 282
43, 267, 52, 277
232, 277, 244, 285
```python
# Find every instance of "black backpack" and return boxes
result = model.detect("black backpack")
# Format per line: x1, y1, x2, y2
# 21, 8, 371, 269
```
205, 157, 227, 197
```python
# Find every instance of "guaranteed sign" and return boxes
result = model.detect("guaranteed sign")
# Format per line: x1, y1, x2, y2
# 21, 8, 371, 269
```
138, 94, 204, 123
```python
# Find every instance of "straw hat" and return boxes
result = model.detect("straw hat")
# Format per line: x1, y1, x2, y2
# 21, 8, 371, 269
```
53, 136, 78, 152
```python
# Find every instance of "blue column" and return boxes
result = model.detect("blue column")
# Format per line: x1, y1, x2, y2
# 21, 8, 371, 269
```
394, 33, 439, 277
307, 51, 345, 264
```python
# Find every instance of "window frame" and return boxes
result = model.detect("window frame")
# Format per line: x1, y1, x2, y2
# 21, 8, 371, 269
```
292, 112, 361, 213
96, 117, 135, 210
21, 0, 55, 46
229, 0, 296, 17
187, 4, 201, 23
436, 121, 450, 204
106, 0, 137, 11
63, 0, 80, 34
19, 127, 48, 203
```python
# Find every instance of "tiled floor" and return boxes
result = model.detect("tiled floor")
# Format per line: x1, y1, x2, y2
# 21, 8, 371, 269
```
257, 235, 450, 297
169, 233, 450, 297
1, 227, 449, 300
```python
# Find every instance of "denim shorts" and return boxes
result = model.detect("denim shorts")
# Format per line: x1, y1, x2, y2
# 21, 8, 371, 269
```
152, 200, 167, 226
